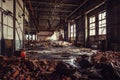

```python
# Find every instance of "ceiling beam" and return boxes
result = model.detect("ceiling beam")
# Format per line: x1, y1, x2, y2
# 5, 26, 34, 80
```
29, 15, 62, 20
27, 0, 39, 32
38, 13, 58, 15
29, 17, 62, 21
66, 0, 89, 20
37, 12, 68, 16
27, 8, 72, 13
25, 1, 79, 7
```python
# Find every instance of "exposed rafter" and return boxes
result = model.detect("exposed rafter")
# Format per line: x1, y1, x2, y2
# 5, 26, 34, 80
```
25, 0, 90, 32
27, 8, 72, 13
25, 1, 79, 7
66, 0, 89, 20
27, 0, 39, 32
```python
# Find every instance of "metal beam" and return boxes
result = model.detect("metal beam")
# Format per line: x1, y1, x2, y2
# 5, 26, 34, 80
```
29, 17, 60, 21
25, 1, 79, 7
28, 8, 72, 13
13, 0, 16, 54
39, 15, 60, 20
23, 0, 25, 49
38, 30, 54, 32
38, 13, 68, 17
85, 1, 105, 14
1, 11, 5, 55
66, 0, 89, 20
38, 14, 60, 17
29, 15, 66, 20
27, 0, 39, 32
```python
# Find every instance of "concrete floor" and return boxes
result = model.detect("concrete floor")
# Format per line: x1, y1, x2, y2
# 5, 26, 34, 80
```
26, 46, 97, 67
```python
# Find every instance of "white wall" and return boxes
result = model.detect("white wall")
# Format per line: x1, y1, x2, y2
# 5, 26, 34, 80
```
16, 0, 23, 50
15, 0, 29, 50
0, 0, 29, 51
2, 0, 13, 39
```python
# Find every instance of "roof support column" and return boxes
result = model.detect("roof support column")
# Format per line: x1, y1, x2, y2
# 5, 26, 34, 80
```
23, 0, 25, 49
13, 0, 16, 54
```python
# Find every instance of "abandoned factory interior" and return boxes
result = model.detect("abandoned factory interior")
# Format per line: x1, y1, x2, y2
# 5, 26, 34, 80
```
0, 0, 120, 80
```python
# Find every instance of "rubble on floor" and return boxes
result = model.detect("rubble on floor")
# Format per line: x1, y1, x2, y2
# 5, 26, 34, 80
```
25, 40, 73, 50
0, 49, 120, 80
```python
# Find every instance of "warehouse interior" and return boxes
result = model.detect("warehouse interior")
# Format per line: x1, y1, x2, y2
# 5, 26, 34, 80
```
0, 0, 120, 80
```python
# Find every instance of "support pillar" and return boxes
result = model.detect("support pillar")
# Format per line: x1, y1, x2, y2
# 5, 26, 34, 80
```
1, 12, 5, 56
13, 0, 16, 54
35, 33, 37, 41
23, 0, 25, 49
28, 32, 29, 44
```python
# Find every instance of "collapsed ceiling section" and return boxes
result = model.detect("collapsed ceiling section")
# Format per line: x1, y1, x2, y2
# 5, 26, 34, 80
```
25, 0, 87, 33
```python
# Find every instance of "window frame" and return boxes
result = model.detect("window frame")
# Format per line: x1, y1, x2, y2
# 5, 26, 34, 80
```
98, 11, 106, 35
70, 23, 76, 41
89, 15, 96, 36
88, 11, 106, 37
